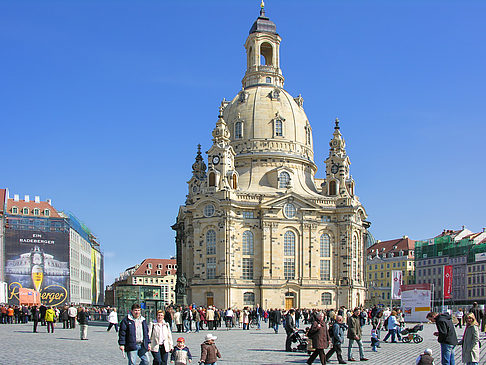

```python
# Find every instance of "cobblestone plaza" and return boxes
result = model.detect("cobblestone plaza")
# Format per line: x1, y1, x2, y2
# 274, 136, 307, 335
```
1, 321, 485, 364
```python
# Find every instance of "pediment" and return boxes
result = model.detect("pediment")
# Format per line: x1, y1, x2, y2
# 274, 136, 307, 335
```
260, 192, 321, 211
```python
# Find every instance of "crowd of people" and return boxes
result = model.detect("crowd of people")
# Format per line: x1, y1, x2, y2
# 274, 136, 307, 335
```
1, 301, 485, 365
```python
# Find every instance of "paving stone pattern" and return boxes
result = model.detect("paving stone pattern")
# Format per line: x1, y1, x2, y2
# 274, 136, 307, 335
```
1, 321, 485, 364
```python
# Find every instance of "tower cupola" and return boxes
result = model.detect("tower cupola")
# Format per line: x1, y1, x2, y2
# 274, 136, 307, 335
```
242, 2, 284, 89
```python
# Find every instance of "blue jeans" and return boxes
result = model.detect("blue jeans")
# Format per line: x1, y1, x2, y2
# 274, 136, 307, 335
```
273, 322, 279, 333
151, 347, 169, 365
440, 343, 455, 365
383, 329, 396, 342
183, 319, 190, 332
257, 315, 261, 329
127, 344, 149, 365
347, 338, 364, 360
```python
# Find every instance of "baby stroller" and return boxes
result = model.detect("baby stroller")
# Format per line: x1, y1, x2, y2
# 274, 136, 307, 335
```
289, 329, 309, 352
400, 323, 424, 343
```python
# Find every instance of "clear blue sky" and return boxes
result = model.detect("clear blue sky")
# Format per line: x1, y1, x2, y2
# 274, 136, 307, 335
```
2, 1, 485, 286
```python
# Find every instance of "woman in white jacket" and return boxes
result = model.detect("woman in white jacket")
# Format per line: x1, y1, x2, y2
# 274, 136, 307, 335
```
107, 308, 118, 332
149, 310, 174, 365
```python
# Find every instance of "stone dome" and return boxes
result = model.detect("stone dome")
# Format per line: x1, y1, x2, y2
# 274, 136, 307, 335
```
223, 85, 315, 167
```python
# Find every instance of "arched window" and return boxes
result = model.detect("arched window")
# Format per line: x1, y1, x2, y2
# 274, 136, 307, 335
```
243, 292, 255, 305
33, 208, 40, 215
278, 171, 290, 189
11, 206, 18, 214
209, 172, 216, 187
260, 42, 273, 66
44, 209, 50, 216
206, 230, 216, 255
320, 234, 331, 258
234, 121, 243, 139
22, 207, 29, 215
232, 174, 238, 189
242, 231, 254, 255
275, 119, 283, 137
284, 231, 295, 256
321, 292, 332, 305
329, 180, 337, 195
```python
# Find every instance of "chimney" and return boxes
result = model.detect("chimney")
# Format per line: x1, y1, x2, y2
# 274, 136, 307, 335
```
462, 225, 465, 230
14, 194, 19, 202
24, 195, 30, 202
47, 199, 52, 205
483, 228, 485, 233
34, 196, 40, 203
402, 235, 408, 239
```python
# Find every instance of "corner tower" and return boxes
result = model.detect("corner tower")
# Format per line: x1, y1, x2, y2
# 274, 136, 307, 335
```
174, 4, 370, 310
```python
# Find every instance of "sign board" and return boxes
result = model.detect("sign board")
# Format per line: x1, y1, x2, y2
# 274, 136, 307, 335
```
475, 252, 486, 262
401, 284, 431, 322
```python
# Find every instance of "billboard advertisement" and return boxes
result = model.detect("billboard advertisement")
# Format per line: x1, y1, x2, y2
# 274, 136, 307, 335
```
391, 270, 403, 299
401, 284, 431, 322
5, 228, 70, 306
443, 265, 453, 299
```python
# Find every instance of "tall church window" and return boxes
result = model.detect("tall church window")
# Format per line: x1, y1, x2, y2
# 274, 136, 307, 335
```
243, 292, 255, 305
209, 172, 216, 187
320, 260, 330, 280
329, 180, 337, 195
206, 230, 216, 255
284, 231, 295, 256
235, 121, 243, 139
242, 231, 254, 255
278, 171, 290, 189
242, 258, 253, 279
275, 119, 283, 137
321, 292, 332, 305
207, 258, 216, 279
320, 234, 331, 258
232, 174, 238, 189
284, 258, 295, 280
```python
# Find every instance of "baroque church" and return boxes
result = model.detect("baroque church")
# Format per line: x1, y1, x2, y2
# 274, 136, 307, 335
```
173, 4, 370, 310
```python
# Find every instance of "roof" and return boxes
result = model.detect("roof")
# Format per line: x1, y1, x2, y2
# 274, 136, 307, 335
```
367, 237, 415, 257
249, 9, 277, 35
133, 258, 177, 277
6, 197, 60, 218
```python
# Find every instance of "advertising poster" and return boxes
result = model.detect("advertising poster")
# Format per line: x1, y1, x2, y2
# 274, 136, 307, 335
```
401, 284, 431, 322
443, 265, 453, 299
5, 228, 70, 306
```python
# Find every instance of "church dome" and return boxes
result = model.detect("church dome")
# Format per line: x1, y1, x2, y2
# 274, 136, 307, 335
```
223, 85, 314, 165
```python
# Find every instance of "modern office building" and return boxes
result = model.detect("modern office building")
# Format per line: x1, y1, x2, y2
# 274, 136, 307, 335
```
365, 237, 416, 306
173, 5, 371, 310
1, 188, 103, 306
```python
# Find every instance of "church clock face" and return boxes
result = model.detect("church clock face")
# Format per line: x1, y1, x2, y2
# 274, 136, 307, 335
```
331, 164, 339, 174
212, 156, 220, 165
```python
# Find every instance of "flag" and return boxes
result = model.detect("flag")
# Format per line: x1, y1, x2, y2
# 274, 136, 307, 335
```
443, 265, 453, 299
391, 270, 403, 299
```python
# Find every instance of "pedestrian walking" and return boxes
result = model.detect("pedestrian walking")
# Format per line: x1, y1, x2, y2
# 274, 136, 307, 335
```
284, 309, 297, 352
325, 315, 347, 364
149, 310, 174, 365
107, 308, 119, 332
199, 333, 221, 365
77, 306, 89, 340
45, 306, 56, 333
347, 308, 368, 362
460, 313, 480, 365
383, 310, 399, 343
61, 305, 70, 329
68, 304, 77, 329
426, 311, 458, 365
170, 337, 192, 365
175, 307, 183, 333
31, 305, 40, 333
455, 309, 464, 329
118, 303, 150, 365
306, 312, 330, 365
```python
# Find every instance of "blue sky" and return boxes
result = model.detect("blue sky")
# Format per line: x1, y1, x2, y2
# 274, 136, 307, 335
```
2, 1, 485, 285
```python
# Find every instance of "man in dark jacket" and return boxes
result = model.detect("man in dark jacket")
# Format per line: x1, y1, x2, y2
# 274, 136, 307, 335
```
273, 309, 282, 334
469, 302, 484, 330
39, 304, 47, 326
347, 308, 368, 361
325, 315, 347, 364
31, 306, 40, 333
306, 312, 331, 365
426, 312, 458, 365
119, 303, 150, 365
284, 309, 296, 352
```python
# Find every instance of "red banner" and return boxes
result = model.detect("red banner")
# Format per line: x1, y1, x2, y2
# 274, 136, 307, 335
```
443, 265, 453, 299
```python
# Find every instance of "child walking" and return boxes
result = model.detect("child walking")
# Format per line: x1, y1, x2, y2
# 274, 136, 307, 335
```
371, 328, 380, 352
199, 334, 221, 365
171, 337, 192, 365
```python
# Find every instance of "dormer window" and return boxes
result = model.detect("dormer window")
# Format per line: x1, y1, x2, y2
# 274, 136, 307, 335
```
234, 121, 243, 139
44, 209, 50, 217
33, 208, 40, 215
147, 263, 152, 269
11, 206, 18, 214
278, 171, 290, 188
274, 119, 283, 136
22, 207, 29, 215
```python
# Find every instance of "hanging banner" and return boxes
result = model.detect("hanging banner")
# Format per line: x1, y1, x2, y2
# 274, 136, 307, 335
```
443, 265, 453, 299
391, 270, 403, 299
